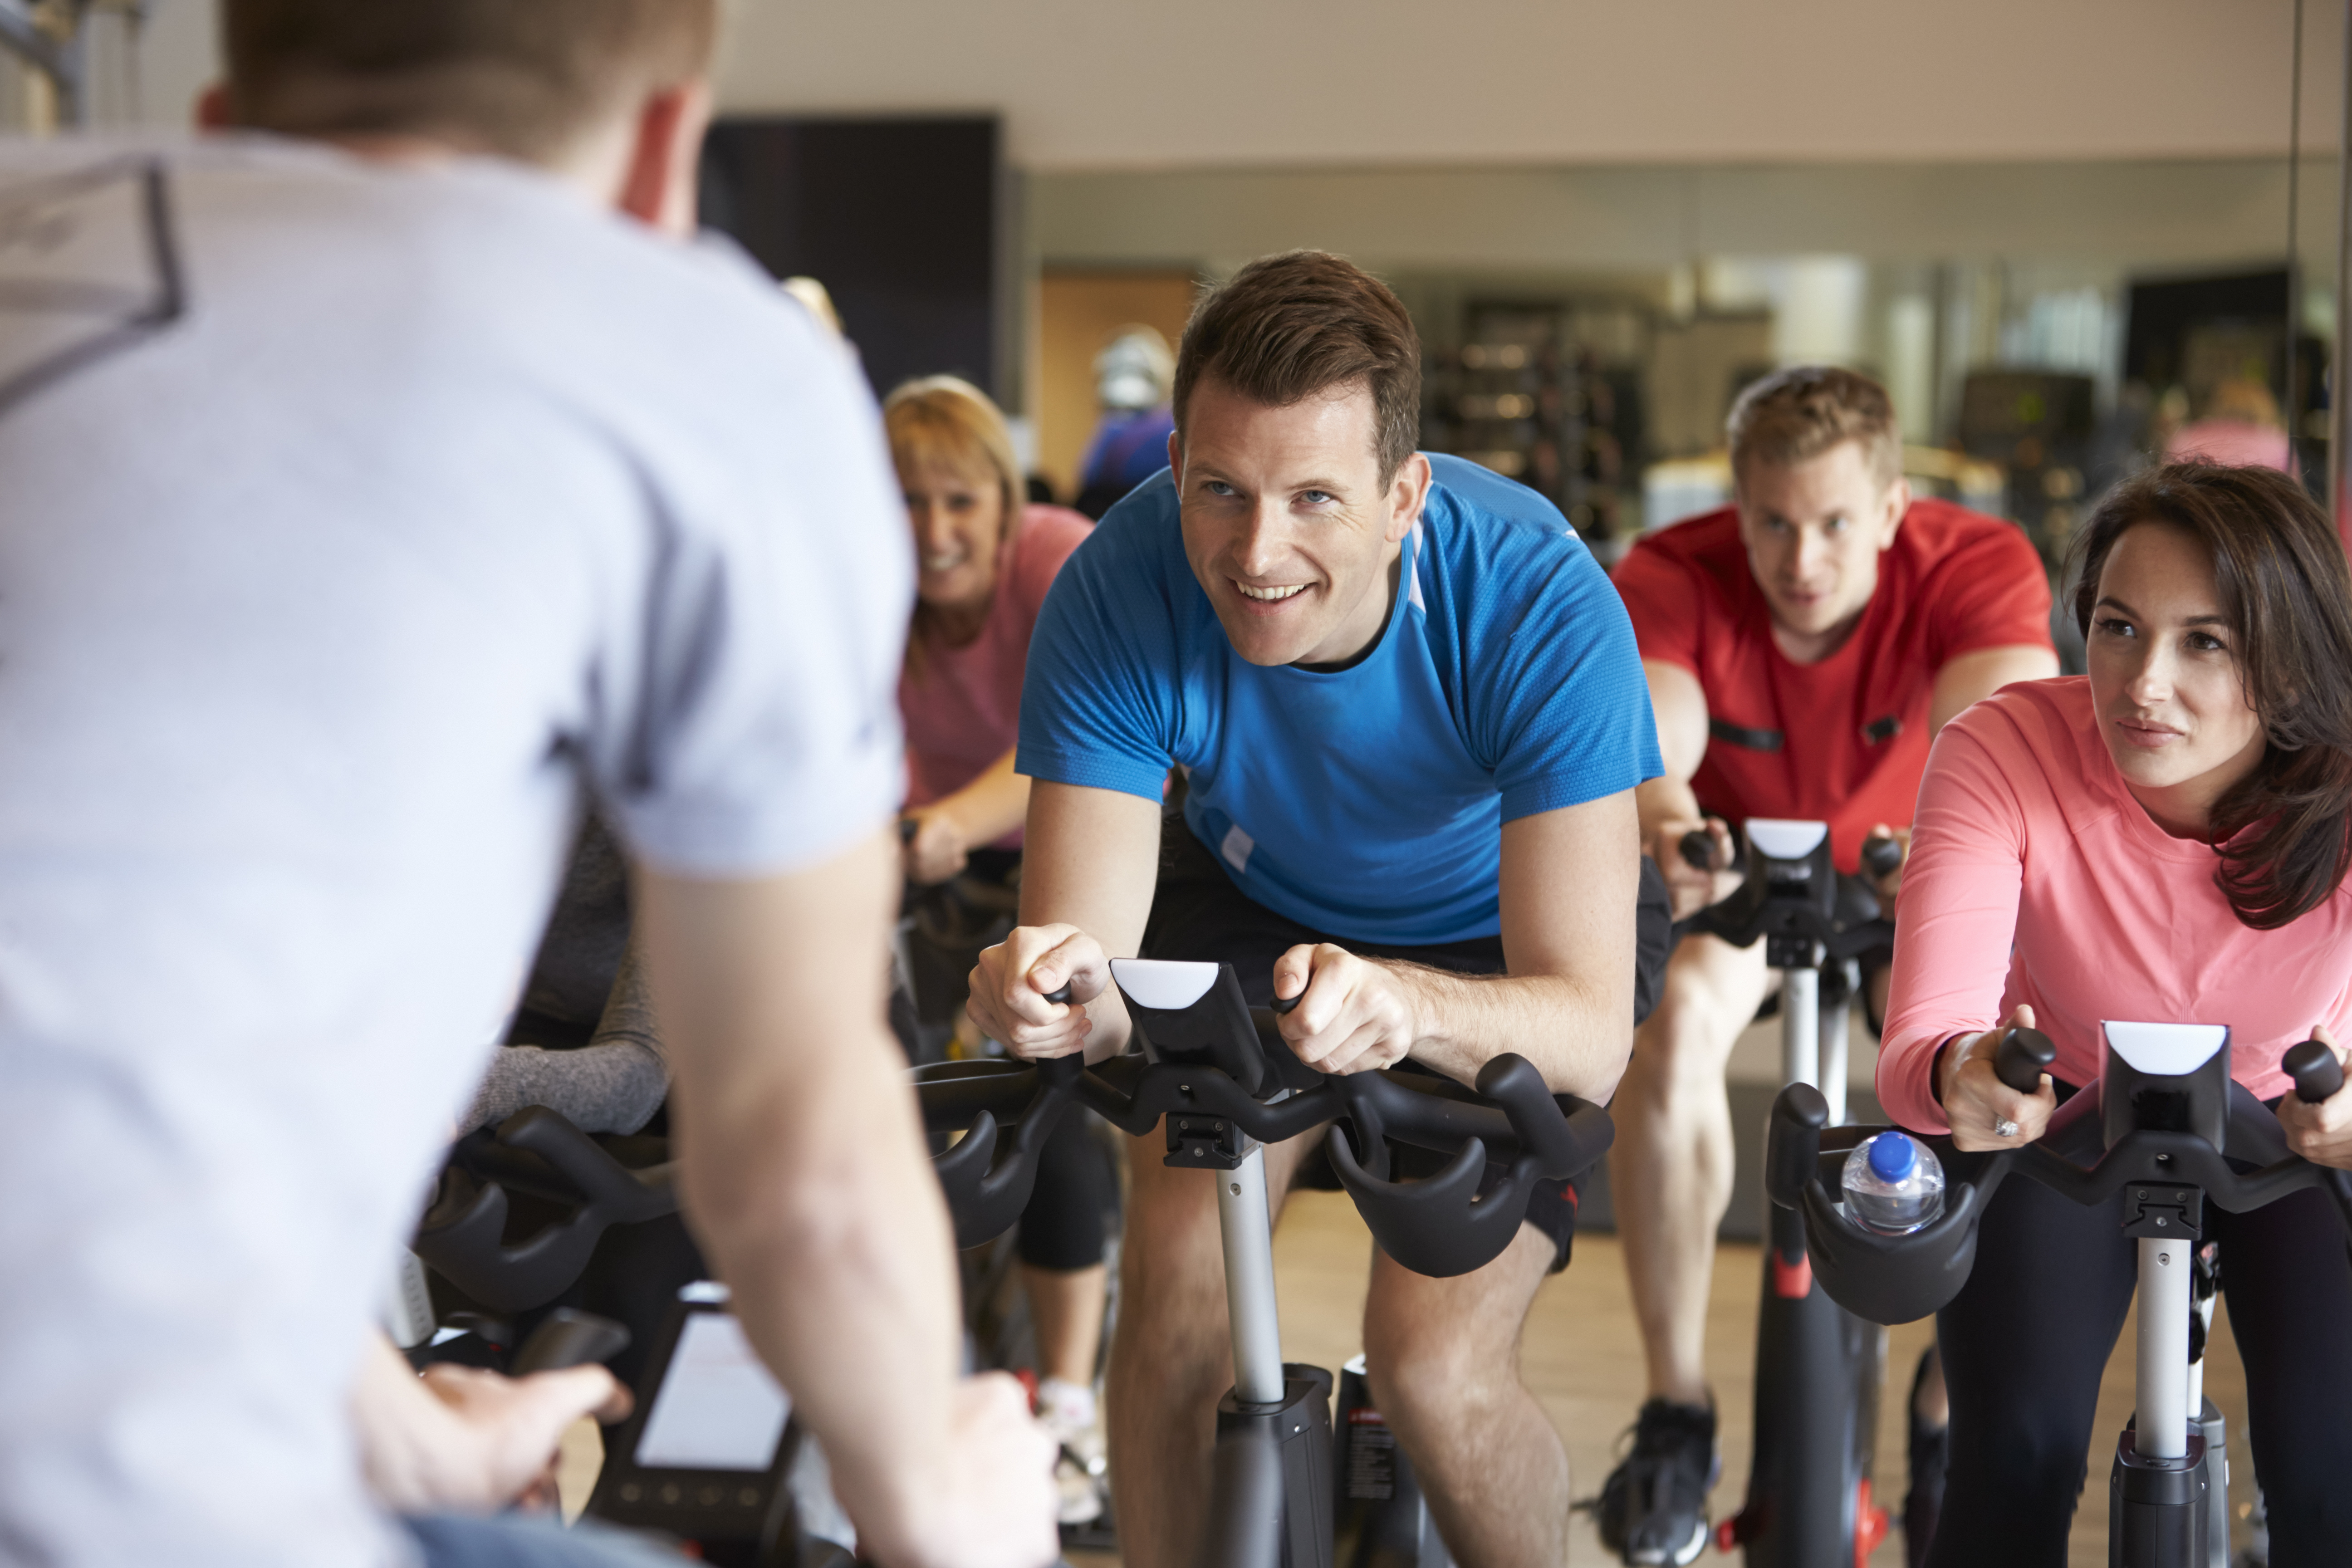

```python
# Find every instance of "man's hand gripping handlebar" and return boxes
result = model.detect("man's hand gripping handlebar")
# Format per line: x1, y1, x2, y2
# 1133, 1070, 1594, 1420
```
914, 960, 1615, 1279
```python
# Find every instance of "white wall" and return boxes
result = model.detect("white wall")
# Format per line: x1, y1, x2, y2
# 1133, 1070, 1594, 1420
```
716, 0, 2343, 172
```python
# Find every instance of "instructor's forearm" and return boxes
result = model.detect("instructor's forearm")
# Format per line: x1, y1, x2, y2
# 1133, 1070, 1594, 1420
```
1393, 965, 1632, 1102
675, 1039, 960, 1542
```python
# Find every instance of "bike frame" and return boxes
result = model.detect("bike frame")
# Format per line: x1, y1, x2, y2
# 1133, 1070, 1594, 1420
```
1772, 1022, 2352, 1568
1690, 818, 1892, 1566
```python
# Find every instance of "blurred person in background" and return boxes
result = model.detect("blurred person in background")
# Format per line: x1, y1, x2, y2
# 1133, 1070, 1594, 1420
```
2166, 376, 2294, 473
1072, 324, 1179, 519
1599, 367, 2055, 1568
887, 377, 1117, 1528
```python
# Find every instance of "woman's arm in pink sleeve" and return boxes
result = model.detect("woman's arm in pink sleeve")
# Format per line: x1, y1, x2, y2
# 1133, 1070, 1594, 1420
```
1878, 713, 2030, 1132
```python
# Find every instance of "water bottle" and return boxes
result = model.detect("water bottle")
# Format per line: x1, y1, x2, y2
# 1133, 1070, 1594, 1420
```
1840, 1131, 1945, 1235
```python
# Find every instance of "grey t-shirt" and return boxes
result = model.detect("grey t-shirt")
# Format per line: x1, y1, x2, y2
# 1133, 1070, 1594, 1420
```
0, 137, 908, 1567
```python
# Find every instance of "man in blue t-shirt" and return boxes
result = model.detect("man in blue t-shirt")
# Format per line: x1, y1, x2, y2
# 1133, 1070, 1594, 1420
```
968, 250, 1670, 1566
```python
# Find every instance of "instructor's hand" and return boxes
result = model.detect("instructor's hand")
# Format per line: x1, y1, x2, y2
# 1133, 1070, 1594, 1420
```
864, 1372, 1060, 1568
1272, 944, 1421, 1077
2276, 1026, 2352, 1169
968, 924, 1105, 1060
1938, 1004, 2057, 1152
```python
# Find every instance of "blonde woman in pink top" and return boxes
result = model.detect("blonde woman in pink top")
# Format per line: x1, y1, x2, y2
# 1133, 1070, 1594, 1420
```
882, 377, 1112, 1527
1879, 462, 2352, 1566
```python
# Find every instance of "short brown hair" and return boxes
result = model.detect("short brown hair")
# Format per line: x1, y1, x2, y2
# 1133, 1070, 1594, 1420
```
223, 0, 718, 164
2071, 461, 2352, 929
1728, 365, 1903, 491
1172, 251, 1421, 482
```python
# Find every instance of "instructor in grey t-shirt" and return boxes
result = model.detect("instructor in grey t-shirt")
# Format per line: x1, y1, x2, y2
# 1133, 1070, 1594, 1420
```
0, 3, 1055, 1566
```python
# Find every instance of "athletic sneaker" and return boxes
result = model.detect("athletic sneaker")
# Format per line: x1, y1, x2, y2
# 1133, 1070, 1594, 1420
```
1591, 1399, 1717, 1567
1037, 1384, 1107, 1529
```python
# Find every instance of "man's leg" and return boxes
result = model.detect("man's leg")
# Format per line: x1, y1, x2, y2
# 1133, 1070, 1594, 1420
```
1607, 933, 1772, 1406
1104, 1127, 1317, 1568
1363, 1221, 1563, 1568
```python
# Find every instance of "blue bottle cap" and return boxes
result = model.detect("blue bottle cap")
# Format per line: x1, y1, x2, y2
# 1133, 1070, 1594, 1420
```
1867, 1131, 1918, 1182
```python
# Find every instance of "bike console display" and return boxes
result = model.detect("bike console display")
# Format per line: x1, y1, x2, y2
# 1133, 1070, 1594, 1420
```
588, 1284, 808, 1567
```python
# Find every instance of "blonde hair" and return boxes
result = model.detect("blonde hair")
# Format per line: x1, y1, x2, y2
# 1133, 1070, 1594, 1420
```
1727, 365, 1903, 491
883, 377, 1024, 680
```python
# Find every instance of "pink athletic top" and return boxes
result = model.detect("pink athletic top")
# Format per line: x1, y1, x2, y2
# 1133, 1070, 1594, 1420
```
1878, 677, 2352, 1131
899, 504, 1093, 845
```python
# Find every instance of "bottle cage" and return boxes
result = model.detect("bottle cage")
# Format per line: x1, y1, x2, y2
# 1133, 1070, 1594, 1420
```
913, 961, 1614, 1279
1764, 1025, 2352, 1325
414, 1107, 678, 1313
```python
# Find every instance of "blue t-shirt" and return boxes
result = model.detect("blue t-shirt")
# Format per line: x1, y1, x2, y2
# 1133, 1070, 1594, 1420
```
1018, 453, 1661, 945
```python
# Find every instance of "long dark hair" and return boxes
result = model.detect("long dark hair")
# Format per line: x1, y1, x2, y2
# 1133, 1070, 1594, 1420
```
2071, 461, 2352, 928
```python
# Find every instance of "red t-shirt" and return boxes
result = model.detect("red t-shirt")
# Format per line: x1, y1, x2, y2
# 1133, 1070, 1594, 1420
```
899, 504, 1093, 844
1612, 499, 2050, 871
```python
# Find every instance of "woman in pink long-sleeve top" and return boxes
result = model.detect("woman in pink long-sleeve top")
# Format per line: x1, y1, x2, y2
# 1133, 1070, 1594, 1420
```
1879, 462, 2352, 1567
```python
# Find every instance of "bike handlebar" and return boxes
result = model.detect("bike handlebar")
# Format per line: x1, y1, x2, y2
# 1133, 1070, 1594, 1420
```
1765, 1033, 2352, 1327
914, 963, 1613, 1279
1994, 1025, 2058, 1094
2285, 1038, 2345, 1103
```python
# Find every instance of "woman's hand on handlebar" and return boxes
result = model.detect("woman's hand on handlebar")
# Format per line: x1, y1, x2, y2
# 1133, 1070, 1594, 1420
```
900, 806, 970, 887
1272, 943, 1420, 1077
2276, 1026, 2352, 1168
1651, 815, 1737, 922
967, 924, 1105, 1060
1938, 1004, 2058, 1152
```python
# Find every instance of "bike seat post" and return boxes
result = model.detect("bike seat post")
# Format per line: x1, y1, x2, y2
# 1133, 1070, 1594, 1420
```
1216, 1138, 1287, 1406
1780, 962, 1821, 1101
2136, 1234, 2194, 1460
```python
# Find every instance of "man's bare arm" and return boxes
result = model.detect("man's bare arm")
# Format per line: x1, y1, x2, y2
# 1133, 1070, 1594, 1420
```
1274, 788, 1642, 1102
968, 780, 1164, 1063
637, 830, 1054, 1568
1928, 644, 2058, 735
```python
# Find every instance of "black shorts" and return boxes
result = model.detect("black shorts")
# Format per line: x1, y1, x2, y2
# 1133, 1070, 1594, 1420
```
1140, 811, 1672, 1274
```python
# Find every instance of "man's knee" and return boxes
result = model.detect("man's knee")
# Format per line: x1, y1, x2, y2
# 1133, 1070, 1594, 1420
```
1630, 944, 1768, 1094
1361, 1230, 1548, 1417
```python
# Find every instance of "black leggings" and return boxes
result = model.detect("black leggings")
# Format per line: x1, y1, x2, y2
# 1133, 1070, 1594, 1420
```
1929, 1162, 2352, 1567
1016, 1109, 1120, 1271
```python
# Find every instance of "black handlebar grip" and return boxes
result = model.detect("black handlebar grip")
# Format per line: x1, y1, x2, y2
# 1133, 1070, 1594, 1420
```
1765, 1083, 1829, 1211
2285, 1038, 2344, 1104
1271, 990, 1303, 1016
1994, 1026, 2057, 1094
1042, 985, 1073, 1005
1678, 829, 1718, 872
898, 817, 919, 844
508, 1308, 631, 1377
1861, 833, 1903, 880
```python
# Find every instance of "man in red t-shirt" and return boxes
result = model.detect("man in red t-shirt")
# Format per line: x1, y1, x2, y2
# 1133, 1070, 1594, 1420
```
1594, 367, 2055, 1567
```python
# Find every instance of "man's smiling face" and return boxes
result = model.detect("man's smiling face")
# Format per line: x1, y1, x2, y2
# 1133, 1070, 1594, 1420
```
1171, 376, 1430, 668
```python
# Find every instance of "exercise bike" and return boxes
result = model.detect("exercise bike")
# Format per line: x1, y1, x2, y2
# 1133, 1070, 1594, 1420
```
410, 1106, 863, 1566
1678, 818, 1902, 1566
1767, 1019, 2352, 1566
911, 957, 1616, 1568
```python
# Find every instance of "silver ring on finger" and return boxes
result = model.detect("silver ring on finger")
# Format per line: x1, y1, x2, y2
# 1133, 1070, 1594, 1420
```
1993, 1117, 2020, 1139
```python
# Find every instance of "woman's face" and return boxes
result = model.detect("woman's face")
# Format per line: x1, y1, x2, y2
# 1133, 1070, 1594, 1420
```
2086, 520, 2268, 833
900, 452, 1006, 615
